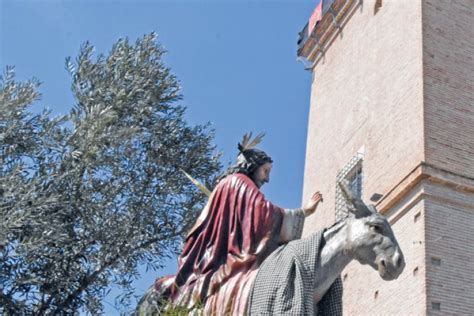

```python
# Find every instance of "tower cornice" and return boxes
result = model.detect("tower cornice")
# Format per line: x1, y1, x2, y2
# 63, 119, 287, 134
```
297, 0, 362, 70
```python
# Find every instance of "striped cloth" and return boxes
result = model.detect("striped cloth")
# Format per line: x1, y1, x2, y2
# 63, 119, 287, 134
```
247, 231, 343, 315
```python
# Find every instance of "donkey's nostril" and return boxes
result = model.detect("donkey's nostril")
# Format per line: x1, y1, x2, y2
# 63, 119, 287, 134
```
380, 259, 386, 267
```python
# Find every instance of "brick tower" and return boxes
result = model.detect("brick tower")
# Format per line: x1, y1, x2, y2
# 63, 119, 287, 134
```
298, 0, 473, 314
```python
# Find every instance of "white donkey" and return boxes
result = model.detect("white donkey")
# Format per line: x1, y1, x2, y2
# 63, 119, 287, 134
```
247, 180, 406, 315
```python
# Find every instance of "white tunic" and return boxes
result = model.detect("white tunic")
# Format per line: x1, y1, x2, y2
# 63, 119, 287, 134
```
279, 208, 306, 243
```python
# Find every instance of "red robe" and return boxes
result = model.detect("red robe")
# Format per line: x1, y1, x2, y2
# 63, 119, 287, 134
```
155, 173, 284, 314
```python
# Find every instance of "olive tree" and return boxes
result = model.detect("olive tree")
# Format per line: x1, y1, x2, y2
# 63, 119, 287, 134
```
0, 33, 221, 314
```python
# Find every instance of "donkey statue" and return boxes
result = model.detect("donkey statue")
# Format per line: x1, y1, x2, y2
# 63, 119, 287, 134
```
137, 181, 405, 315
247, 180, 405, 314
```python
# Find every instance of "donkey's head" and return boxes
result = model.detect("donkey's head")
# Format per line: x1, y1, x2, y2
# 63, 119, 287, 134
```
339, 181, 405, 280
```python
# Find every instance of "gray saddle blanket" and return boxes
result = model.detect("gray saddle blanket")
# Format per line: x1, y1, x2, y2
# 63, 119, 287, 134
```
247, 231, 343, 315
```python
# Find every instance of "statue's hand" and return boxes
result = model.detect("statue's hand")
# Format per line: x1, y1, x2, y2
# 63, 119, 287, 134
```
303, 191, 323, 216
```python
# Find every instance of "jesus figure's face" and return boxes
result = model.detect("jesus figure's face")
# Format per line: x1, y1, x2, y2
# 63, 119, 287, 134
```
251, 162, 272, 188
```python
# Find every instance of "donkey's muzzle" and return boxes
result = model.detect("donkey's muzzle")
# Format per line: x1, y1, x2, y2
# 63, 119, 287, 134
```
378, 249, 405, 281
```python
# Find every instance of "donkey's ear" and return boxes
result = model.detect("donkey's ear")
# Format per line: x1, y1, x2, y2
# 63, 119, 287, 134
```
339, 180, 355, 203
367, 204, 378, 214
338, 180, 372, 218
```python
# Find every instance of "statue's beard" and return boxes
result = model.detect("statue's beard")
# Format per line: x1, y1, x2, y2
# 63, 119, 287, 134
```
251, 177, 266, 189
254, 180, 264, 188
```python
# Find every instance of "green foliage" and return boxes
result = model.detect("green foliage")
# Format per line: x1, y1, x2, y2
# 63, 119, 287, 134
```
0, 33, 221, 314
160, 301, 204, 316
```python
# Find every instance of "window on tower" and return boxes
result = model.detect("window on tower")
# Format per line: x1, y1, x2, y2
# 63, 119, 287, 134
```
335, 152, 363, 221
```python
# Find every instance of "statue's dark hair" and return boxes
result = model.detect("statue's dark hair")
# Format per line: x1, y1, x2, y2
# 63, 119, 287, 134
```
217, 148, 273, 184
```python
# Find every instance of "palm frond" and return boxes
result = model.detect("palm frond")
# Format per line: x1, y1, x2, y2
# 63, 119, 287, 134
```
238, 132, 265, 152
180, 169, 211, 197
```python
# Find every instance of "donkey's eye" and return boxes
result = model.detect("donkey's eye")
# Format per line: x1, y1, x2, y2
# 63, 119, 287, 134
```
370, 225, 382, 233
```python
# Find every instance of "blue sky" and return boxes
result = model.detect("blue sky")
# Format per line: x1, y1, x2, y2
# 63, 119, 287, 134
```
1, 0, 318, 312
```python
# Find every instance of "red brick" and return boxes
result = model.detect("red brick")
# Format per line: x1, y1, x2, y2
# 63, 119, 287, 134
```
302, 0, 474, 314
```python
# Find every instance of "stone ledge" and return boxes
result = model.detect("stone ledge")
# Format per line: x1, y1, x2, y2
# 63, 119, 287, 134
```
376, 162, 474, 222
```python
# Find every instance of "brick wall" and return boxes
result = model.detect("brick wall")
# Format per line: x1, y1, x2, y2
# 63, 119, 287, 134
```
421, 2, 474, 313
302, 0, 426, 313
424, 181, 474, 315
301, 0, 474, 314
422, 0, 474, 178
302, 0, 424, 234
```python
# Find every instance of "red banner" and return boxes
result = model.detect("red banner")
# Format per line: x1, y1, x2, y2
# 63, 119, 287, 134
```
308, 1, 323, 35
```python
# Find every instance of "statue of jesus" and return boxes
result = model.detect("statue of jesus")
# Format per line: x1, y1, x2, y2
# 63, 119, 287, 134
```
140, 133, 323, 314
